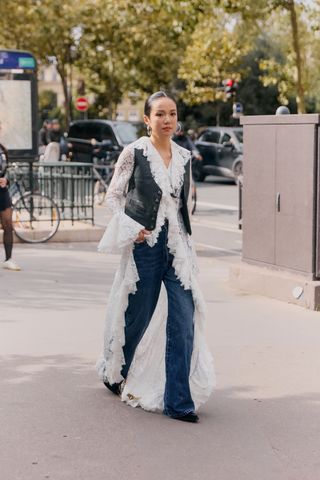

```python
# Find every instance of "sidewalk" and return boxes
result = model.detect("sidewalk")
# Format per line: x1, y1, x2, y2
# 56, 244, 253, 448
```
0, 221, 104, 244
1, 243, 320, 480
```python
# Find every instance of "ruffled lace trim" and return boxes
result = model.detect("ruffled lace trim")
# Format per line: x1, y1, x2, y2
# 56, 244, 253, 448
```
97, 248, 139, 384
126, 136, 190, 199
98, 212, 144, 254
96, 136, 214, 409
96, 191, 215, 407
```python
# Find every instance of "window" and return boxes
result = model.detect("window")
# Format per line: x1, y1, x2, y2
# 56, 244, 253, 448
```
68, 123, 84, 138
83, 123, 102, 141
101, 125, 114, 142
200, 131, 220, 143
114, 122, 139, 145
221, 133, 231, 144
69, 122, 102, 141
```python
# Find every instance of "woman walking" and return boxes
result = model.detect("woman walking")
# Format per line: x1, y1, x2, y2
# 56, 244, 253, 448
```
97, 91, 214, 422
0, 143, 20, 271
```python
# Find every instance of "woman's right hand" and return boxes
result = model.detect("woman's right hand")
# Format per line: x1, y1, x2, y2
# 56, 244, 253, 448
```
135, 229, 151, 243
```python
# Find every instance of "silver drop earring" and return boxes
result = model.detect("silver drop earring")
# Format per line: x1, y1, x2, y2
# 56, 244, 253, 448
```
147, 125, 152, 136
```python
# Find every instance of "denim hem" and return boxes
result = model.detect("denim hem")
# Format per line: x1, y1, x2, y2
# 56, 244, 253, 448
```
163, 408, 195, 419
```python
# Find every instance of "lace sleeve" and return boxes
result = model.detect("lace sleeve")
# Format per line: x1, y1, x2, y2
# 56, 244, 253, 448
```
106, 146, 135, 214
98, 145, 145, 254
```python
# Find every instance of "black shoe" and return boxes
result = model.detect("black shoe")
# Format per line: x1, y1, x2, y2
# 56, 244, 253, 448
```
174, 413, 199, 423
103, 380, 123, 396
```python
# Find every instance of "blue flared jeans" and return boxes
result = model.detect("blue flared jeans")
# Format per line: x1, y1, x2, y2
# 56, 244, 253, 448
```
121, 221, 195, 417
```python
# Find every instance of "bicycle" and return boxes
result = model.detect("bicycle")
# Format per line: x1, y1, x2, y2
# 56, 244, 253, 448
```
8, 163, 60, 243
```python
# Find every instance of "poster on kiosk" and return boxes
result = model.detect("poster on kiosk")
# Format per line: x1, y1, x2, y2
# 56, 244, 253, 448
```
0, 50, 38, 161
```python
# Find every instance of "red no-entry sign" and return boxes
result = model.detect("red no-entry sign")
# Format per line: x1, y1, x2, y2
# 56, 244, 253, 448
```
75, 97, 89, 112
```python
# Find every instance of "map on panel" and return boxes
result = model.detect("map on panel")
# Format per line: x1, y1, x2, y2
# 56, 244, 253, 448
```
0, 80, 32, 149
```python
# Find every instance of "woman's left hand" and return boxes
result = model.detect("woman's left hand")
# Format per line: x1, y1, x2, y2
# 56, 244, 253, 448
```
135, 229, 151, 243
0, 177, 7, 188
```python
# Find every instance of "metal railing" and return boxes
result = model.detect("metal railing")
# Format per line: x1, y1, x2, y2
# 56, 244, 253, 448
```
8, 162, 95, 224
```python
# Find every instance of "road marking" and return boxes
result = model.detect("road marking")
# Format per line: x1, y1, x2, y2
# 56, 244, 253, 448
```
197, 201, 238, 211
196, 242, 241, 255
193, 217, 242, 234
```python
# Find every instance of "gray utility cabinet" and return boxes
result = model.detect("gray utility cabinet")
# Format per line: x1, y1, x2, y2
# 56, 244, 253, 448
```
241, 114, 320, 280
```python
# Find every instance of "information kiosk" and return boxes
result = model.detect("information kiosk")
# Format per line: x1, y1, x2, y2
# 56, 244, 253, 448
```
0, 50, 38, 161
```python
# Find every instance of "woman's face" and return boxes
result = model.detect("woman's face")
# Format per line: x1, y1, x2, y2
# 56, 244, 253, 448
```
144, 97, 178, 138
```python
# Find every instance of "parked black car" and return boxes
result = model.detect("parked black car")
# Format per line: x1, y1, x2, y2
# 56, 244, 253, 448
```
66, 120, 142, 163
194, 127, 243, 182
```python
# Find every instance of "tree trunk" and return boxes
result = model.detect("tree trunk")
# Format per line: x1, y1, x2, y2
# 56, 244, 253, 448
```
287, 0, 306, 113
108, 99, 113, 119
56, 63, 71, 128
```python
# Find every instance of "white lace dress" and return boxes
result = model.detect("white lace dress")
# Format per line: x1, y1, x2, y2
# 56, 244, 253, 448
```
96, 136, 215, 412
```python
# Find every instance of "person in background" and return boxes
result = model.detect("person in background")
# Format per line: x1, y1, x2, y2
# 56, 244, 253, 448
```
38, 120, 51, 156
172, 123, 202, 162
187, 128, 198, 142
43, 119, 62, 162
0, 139, 20, 271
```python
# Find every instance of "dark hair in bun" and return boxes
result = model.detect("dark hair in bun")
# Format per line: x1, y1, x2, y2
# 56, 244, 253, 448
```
144, 91, 177, 117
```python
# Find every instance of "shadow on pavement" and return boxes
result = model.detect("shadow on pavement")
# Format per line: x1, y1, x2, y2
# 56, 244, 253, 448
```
1, 354, 320, 480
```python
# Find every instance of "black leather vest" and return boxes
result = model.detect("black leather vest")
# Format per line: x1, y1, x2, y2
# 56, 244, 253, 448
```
124, 148, 192, 234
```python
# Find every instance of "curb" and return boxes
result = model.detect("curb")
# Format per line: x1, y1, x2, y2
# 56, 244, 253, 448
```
0, 223, 105, 244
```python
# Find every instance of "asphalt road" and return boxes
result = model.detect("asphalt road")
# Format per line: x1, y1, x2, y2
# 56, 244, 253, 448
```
191, 178, 241, 260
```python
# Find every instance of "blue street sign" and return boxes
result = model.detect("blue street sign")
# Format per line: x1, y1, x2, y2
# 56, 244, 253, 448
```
232, 102, 243, 119
0, 50, 36, 70
233, 102, 243, 114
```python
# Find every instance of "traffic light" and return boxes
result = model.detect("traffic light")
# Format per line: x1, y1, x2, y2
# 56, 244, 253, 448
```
223, 79, 238, 99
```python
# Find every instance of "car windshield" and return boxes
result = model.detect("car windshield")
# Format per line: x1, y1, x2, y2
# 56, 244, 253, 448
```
234, 130, 243, 143
113, 122, 139, 145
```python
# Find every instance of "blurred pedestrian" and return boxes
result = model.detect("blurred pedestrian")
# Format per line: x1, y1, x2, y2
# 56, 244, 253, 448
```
38, 119, 51, 161
43, 119, 61, 162
187, 128, 198, 142
173, 123, 203, 161
38, 120, 50, 148
0, 140, 20, 271
97, 91, 214, 423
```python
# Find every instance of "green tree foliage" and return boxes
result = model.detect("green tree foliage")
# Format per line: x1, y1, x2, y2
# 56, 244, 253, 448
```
178, 0, 266, 105
0, 0, 318, 122
178, 9, 251, 104
258, 0, 308, 113
78, 0, 206, 118
38, 90, 64, 124
39, 90, 57, 118
178, 0, 310, 113
0, 0, 87, 126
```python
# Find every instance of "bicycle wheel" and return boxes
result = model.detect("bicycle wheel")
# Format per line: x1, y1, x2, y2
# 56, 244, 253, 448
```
94, 179, 107, 205
12, 192, 60, 243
